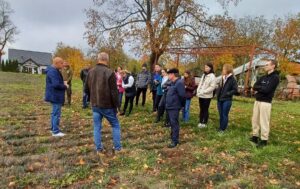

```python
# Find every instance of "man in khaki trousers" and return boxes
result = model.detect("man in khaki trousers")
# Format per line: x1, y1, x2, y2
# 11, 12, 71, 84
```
250, 59, 280, 147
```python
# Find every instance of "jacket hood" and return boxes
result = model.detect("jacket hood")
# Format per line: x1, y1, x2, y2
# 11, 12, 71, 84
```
45, 65, 55, 74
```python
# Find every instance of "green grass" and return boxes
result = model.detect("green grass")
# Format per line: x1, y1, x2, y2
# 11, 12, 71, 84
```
0, 71, 299, 188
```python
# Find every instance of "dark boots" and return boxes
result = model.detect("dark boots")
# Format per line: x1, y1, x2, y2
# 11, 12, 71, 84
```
250, 136, 259, 144
257, 140, 268, 148
250, 136, 268, 148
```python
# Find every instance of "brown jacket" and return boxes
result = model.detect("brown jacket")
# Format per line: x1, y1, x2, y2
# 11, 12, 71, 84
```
84, 64, 119, 109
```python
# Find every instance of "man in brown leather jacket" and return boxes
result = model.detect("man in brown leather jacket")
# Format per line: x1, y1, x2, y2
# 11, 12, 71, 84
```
84, 52, 121, 153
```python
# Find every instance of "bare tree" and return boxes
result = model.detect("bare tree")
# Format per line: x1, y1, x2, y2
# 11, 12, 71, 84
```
85, 0, 237, 70
0, 0, 18, 63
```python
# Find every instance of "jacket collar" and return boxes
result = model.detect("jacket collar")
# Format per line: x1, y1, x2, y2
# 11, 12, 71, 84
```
96, 63, 108, 68
267, 70, 279, 76
172, 77, 181, 84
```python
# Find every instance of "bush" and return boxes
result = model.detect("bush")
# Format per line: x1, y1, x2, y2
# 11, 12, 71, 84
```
1, 60, 19, 72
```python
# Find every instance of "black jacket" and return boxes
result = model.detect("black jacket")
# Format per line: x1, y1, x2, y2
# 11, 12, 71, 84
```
80, 68, 89, 84
216, 75, 238, 102
253, 71, 280, 103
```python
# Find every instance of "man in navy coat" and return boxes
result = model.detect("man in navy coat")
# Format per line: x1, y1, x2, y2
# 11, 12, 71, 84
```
45, 57, 69, 137
165, 68, 186, 148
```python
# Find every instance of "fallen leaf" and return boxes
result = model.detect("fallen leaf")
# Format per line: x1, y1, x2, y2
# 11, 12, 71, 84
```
8, 182, 15, 187
269, 179, 279, 185
79, 158, 85, 165
143, 164, 149, 169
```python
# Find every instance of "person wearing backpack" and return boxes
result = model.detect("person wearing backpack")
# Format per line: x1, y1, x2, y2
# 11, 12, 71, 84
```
196, 63, 216, 128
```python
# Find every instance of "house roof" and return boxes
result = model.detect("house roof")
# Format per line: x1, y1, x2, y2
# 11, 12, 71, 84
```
8, 49, 52, 66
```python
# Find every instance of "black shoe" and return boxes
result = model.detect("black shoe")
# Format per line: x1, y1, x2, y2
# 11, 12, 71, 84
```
257, 140, 268, 148
119, 112, 125, 116
154, 117, 160, 123
168, 142, 178, 148
250, 136, 259, 144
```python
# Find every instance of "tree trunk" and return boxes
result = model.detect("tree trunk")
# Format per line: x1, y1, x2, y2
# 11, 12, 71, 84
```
149, 51, 162, 72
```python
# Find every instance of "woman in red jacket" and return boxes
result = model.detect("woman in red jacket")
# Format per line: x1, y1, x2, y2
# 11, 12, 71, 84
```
182, 70, 196, 122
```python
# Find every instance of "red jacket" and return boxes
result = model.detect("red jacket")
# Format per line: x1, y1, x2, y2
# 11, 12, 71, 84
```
184, 77, 196, 99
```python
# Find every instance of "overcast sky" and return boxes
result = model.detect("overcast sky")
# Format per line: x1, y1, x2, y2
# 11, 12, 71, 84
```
4, 0, 300, 59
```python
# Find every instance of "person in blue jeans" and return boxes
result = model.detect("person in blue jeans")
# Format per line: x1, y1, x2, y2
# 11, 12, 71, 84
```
44, 57, 69, 137
182, 70, 196, 122
84, 52, 121, 153
216, 64, 238, 133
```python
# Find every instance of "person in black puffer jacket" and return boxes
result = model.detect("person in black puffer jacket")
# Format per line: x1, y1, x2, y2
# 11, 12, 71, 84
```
250, 59, 280, 148
216, 64, 238, 132
120, 70, 136, 116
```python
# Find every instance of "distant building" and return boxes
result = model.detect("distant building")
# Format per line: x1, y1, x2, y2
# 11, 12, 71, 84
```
8, 49, 52, 74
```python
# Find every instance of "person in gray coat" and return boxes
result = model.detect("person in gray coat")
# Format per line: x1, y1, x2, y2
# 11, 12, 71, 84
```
135, 64, 151, 106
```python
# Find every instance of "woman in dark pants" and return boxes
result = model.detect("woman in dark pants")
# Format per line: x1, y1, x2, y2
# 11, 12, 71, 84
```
216, 64, 238, 133
196, 63, 216, 128
120, 70, 136, 116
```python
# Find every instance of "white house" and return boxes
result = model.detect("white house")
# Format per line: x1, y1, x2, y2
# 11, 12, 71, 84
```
8, 49, 52, 74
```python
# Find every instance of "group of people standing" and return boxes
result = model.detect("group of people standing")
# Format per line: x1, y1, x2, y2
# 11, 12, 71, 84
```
45, 52, 279, 152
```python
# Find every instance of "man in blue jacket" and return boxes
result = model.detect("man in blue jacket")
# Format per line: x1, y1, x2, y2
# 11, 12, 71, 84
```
45, 57, 69, 137
165, 68, 185, 148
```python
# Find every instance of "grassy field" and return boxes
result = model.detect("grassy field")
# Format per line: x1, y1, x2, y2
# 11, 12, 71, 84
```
0, 72, 299, 189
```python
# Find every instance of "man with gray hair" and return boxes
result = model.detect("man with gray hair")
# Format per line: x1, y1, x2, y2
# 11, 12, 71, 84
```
85, 52, 122, 153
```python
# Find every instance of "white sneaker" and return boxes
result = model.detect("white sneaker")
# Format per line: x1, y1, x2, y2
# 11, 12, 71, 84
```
198, 123, 207, 128
52, 132, 65, 137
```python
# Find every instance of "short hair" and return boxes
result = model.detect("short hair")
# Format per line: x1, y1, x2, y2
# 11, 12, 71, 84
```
167, 68, 179, 74
269, 59, 278, 69
53, 57, 64, 65
97, 52, 109, 62
223, 64, 234, 74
